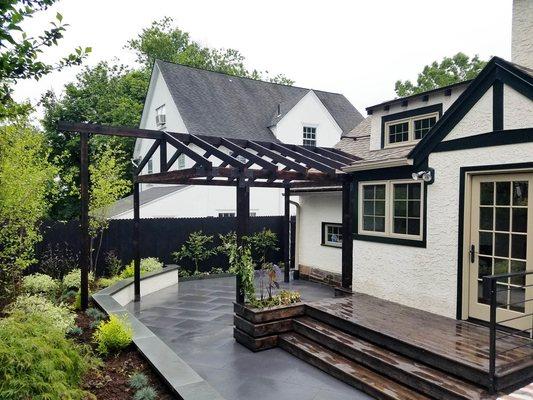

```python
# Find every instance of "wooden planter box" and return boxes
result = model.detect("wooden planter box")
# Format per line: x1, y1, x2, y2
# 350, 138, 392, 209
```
233, 302, 305, 352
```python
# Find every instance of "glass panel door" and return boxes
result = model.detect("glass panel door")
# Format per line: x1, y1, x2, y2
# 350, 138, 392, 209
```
468, 173, 532, 330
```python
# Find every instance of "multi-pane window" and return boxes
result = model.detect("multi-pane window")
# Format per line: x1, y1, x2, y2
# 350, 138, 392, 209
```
218, 212, 235, 217
362, 184, 386, 232
414, 116, 437, 140
359, 181, 424, 240
388, 122, 409, 144
384, 112, 438, 147
303, 126, 317, 147
147, 159, 153, 174
323, 223, 343, 247
392, 183, 421, 236
177, 154, 186, 169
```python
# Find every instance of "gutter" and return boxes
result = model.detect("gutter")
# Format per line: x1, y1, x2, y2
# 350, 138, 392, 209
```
342, 157, 413, 172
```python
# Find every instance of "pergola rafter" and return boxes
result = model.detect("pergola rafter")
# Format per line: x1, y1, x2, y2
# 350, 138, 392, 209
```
58, 121, 358, 308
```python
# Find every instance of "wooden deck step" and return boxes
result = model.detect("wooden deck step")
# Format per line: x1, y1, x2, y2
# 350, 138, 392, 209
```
279, 332, 430, 400
294, 316, 496, 400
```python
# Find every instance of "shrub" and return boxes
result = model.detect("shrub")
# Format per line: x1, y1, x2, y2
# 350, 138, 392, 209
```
86, 307, 105, 322
128, 371, 149, 390
0, 312, 95, 400
209, 267, 225, 275
173, 231, 217, 274
133, 386, 157, 400
7, 295, 76, 333
21, 273, 59, 296
104, 250, 122, 277
61, 289, 78, 303
68, 326, 84, 336
62, 269, 94, 290
39, 242, 79, 279
121, 257, 163, 279
97, 275, 122, 288
93, 314, 133, 355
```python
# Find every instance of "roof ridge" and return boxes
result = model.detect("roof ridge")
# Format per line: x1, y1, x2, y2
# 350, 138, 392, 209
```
155, 59, 345, 96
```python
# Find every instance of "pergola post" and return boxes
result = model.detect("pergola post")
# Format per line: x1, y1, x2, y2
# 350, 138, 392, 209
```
236, 179, 250, 304
133, 182, 141, 302
80, 132, 90, 311
283, 186, 290, 283
341, 179, 354, 290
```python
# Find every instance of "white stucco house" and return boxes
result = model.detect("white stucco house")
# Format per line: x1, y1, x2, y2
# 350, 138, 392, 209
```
295, 0, 532, 330
109, 63, 363, 219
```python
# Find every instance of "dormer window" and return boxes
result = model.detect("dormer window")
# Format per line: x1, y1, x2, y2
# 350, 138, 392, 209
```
155, 105, 166, 127
384, 111, 439, 147
303, 126, 317, 147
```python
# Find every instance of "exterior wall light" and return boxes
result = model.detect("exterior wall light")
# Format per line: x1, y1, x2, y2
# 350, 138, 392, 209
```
412, 168, 435, 184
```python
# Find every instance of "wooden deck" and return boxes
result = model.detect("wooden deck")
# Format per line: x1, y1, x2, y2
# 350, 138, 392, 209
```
305, 293, 533, 391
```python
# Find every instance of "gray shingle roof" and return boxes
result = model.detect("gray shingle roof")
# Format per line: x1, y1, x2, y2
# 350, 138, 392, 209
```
107, 186, 187, 217
156, 60, 363, 141
335, 117, 414, 163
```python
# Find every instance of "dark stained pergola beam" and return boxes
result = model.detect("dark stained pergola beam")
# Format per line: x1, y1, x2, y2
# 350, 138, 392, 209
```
164, 133, 212, 170
58, 121, 163, 139
305, 146, 357, 164
247, 141, 308, 173
221, 138, 277, 171
166, 149, 182, 171
289, 145, 346, 169
269, 142, 337, 175
188, 134, 246, 169
135, 139, 160, 175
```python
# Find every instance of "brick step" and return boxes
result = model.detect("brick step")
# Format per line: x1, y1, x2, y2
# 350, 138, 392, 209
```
279, 332, 430, 400
294, 316, 496, 400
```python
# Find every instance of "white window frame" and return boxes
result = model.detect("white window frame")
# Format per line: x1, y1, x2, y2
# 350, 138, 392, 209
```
384, 112, 439, 148
358, 179, 424, 241
177, 154, 186, 169
155, 105, 166, 127
302, 125, 317, 147
323, 223, 343, 247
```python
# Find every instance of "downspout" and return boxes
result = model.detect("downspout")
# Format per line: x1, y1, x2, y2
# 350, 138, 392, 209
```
289, 199, 300, 278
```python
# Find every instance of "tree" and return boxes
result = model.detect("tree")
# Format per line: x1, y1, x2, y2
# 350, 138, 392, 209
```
88, 145, 130, 272
127, 17, 293, 85
0, 119, 57, 304
41, 62, 148, 220
394, 53, 487, 97
0, 0, 90, 119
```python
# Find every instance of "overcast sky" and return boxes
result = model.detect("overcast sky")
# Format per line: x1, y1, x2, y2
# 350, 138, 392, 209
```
14, 0, 513, 117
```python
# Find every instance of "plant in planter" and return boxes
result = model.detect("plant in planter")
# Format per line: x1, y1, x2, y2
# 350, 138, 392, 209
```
173, 231, 218, 275
257, 262, 281, 301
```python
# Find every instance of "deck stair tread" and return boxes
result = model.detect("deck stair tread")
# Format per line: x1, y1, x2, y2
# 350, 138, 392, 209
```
279, 332, 431, 400
294, 316, 496, 400
307, 294, 533, 374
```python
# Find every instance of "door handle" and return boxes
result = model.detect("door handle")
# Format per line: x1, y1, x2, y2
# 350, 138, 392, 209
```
470, 244, 476, 263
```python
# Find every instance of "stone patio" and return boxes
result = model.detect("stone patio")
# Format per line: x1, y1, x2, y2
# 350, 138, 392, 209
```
126, 276, 372, 400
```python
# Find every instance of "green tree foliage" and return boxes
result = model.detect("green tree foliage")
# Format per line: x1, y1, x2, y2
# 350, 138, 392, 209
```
0, 120, 57, 304
394, 53, 487, 97
89, 145, 131, 271
173, 231, 218, 274
41, 63, 148, 220
0, 0, 90, 119
127, 17, 293, 85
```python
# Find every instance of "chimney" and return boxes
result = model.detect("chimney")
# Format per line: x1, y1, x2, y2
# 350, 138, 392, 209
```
511, 0, 533, 69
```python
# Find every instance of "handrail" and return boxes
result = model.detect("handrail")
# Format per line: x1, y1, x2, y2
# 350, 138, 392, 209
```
482, 270, 533, 393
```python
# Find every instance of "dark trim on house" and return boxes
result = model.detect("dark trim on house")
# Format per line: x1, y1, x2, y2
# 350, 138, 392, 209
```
493, 80, 504, 131
366, 80, 471, 112
434, 128, 533, 153
380, 104, 443, 148
321, 221, 343, 248
351, 164, 428, 248
455, 161, 533, 320
409, 57, 533, 165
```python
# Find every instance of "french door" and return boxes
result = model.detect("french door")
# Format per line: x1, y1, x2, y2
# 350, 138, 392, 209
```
468, 173, 533, 330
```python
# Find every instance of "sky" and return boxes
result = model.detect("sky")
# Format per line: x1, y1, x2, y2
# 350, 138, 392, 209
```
13, 0, 513, 117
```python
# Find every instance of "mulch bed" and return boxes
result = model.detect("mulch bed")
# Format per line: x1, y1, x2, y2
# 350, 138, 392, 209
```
76, 309, 175, 400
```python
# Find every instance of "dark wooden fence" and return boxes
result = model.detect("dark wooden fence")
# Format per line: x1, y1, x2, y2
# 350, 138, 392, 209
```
37, 216, 292, 276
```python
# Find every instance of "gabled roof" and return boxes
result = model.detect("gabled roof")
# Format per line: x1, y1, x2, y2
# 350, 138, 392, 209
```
155, 60, 363, 141
408, 56, 533, 164
107, 186, 187, 218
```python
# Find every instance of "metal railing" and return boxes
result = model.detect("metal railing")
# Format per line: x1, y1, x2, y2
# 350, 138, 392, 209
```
482, 270, 533, 393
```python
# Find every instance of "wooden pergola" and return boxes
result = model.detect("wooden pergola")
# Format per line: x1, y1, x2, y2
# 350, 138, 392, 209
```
58, 122, 357, 309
